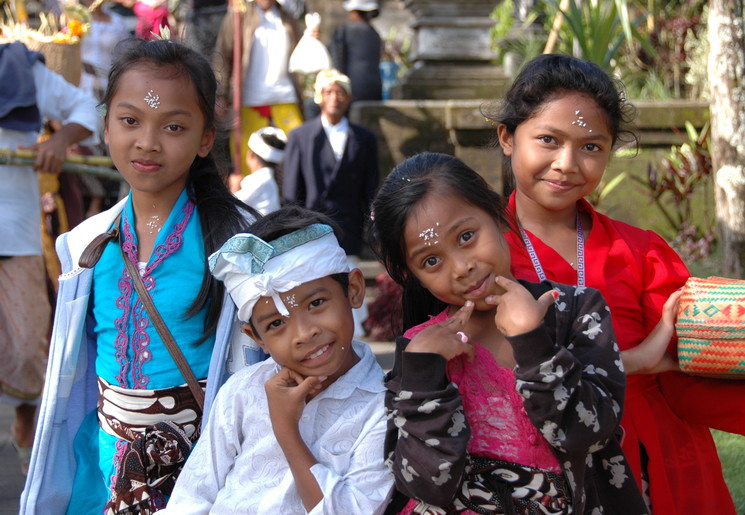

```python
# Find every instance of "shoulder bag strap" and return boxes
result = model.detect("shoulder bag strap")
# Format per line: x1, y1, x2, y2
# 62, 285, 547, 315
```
119, 230, 206, 411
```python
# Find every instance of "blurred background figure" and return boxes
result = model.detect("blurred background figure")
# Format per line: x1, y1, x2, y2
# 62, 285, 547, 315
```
235, 126, 285, 215
0, 41, 98, 476
133, 0, 170, 40
80, 0, 132, 101
78, 0, 131, 217
277, 0, 305, 20
328, 0, 382, 103
282, 69, 377, 337
213, 0, 303, 187
179, 0, 227, 58
288, 11, 331, 120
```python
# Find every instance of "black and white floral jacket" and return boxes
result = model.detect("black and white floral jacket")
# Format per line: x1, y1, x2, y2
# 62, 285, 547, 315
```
384, 280, 649, 515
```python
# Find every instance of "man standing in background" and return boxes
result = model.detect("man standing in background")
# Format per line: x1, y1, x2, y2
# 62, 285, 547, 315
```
282, 69, 378, 336
213, 0, 303, 189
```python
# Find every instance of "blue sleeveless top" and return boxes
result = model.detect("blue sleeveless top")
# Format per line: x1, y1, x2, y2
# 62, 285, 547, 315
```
92, 188, 213, 388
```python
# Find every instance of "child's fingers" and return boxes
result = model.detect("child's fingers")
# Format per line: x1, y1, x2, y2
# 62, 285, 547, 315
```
665, 289, 683, 309
459, 336, 476, 362
407, 324, 474, 361
493, 275, 518, 291
661, 288, 683, 324
296, 375, 327, 398
444, 300, 474, 329
484, 275, 518, 306
537, 289, 561, 314
445, 330, 474, 361
269, 367, 303, 388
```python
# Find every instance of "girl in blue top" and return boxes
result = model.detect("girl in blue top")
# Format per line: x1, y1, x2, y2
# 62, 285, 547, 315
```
21, 39, 258, 515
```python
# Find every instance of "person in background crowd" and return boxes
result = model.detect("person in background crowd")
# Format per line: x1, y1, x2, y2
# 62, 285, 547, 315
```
213, 0, 303, 187
328, 0, 382, 103
133, 0, 170, 40
179, 0, 227, 58
0, 40, 98, 477
277, 0, 305, 20
283, 69, 378, 258
282, 69, 378, 336
81, 1, 132, 102
235, 125, 285, 215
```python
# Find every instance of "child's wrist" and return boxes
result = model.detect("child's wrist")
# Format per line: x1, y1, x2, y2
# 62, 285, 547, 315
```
273, 423, 303, 448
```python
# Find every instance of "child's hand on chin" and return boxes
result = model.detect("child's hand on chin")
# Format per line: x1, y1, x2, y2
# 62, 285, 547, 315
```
485, 276, 558, 337
406, 301, 475, 361
265, 368, 328, 430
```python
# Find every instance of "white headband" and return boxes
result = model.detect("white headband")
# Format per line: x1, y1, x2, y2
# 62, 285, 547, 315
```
209, 224, 350, 322
248, 127, 287, 164
313, 68, 352, 104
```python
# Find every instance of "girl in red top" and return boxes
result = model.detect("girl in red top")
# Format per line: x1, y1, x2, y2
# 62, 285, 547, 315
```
491, 53, 743, 514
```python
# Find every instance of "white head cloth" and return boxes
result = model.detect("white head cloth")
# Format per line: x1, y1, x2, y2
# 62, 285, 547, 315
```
209, 224, 350, 322
343, 0, 378, 11
248, 126, 287, 164
313, 68, 352, 104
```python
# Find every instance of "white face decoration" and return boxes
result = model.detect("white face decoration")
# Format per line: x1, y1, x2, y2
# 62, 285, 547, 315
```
145, 215, 161, 234
284, 293, 298, 308
418, 222, 440, 246
571, 109, 594, 132
571, 110, 587, 127
144, 89, 161, 109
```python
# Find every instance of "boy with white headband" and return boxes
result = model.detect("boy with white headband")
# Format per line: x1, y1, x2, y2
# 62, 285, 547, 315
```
162, 206, 393, 514
235, 126, 286, 215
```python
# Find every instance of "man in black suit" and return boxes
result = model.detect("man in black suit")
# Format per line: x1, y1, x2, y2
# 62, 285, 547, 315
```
282, 69, 379, 258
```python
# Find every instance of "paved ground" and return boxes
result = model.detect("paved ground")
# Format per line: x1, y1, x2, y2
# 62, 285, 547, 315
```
0, 402, 26, 515
0, 340, 395, 514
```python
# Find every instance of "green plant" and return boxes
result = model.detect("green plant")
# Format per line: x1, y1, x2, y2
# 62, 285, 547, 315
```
712, 430, 745, 513
489, 0, 514, 50
629, 121, 716, 261
618, 1, 708, 100
587, 171, 628, 208
547, 0, 654, 71
382, 27, 412, 79
621, 67, 674, 100
489, 0, 545, 69
684, 5, 709, 100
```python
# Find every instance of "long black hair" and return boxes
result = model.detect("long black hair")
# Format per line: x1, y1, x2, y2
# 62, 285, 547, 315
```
484, 53, 638, 183
368, 152, 510, 330
103, 39, 259, 342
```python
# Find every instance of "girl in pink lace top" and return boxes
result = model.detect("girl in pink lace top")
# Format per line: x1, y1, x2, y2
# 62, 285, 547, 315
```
369, 153, 648, 515
405, 310, 561, 477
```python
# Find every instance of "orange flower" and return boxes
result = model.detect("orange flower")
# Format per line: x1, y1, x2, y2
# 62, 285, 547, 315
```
68, 19, 84, 37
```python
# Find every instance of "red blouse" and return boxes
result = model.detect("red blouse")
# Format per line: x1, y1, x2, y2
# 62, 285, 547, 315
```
507, 193, 743, 515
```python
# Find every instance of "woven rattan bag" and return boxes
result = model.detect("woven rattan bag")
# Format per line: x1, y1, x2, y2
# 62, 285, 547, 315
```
675, 276, 745, 379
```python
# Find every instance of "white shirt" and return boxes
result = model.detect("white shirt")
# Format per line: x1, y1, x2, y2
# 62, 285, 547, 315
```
162, 340, 393, 514
235, 167, 281, 215
80, 9, 131, 99
242, 5, 296, 106
321, 115, 349, 162
0, 62, 100, 256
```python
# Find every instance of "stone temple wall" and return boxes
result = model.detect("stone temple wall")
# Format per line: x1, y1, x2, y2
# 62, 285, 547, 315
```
350, 99, 711, 194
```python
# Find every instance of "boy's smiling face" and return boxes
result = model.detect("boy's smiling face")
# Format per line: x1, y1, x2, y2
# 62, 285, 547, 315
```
243, 270, 366, 385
